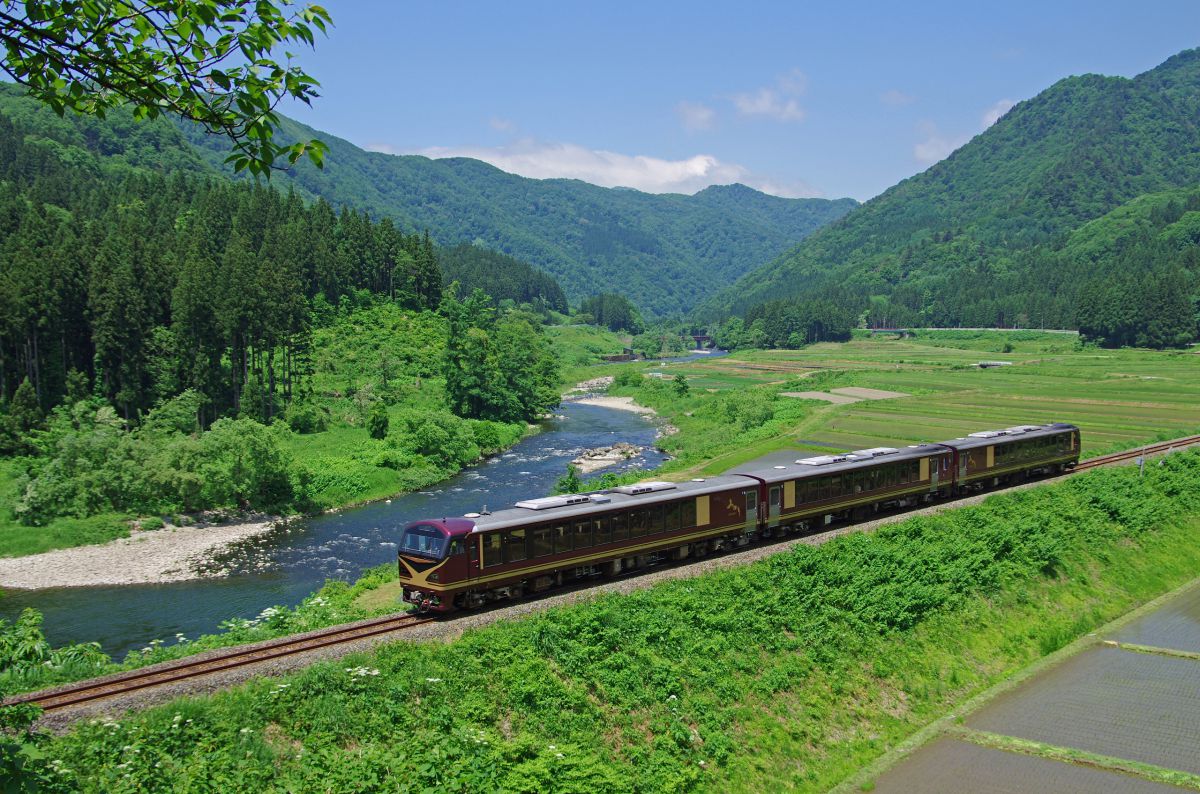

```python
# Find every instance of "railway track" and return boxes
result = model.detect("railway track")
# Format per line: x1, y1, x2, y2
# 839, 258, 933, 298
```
1073, 435, 1200, 471
10, 433, 1200, 716
8, 612, 434, 714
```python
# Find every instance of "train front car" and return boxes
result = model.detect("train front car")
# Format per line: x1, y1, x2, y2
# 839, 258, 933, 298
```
398, 517, 476, 612
401, 476, 762, 611
941, 422, 1080, 492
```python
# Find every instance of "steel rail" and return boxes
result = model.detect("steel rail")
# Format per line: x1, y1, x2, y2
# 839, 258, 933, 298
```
9, 613, 434, 713
1074, 435, 1200, 471
10, 433, 1199, 714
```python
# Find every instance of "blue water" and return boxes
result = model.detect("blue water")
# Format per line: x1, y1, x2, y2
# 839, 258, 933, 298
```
0, 403, 667, 659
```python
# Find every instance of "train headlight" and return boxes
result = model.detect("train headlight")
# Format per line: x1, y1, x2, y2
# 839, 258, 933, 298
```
428, 573, 440, 583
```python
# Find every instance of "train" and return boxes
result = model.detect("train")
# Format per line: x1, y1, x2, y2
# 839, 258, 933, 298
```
397, 422, 1080, 612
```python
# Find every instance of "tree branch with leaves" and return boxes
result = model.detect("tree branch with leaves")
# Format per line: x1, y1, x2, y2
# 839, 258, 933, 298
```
0, 0, 331, 175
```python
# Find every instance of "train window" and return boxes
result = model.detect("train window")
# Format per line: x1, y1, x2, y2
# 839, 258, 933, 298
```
482, 533, 504, 567
745, 489, 757, 515
630, 509, 648, 537
504, 529, 527, 563
664, 501, 681, 531
531, 526, 553, 557
593, 516, 612, 545
447, 539, 464, 556
682, 498, 696, 527
612, 512, 629, 541
649, 505, 665, 533
830, 475, 842, 498
553, 524, 572, 554
573, 520, 593, 550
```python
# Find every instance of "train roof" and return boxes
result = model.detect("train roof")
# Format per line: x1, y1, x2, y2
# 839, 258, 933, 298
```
460, 474, 754, 534
730, 443, 947, 484
937, 422, 1078, 451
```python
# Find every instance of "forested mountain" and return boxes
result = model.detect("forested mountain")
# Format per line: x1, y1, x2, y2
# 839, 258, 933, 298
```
174, 114, 857, 315
0, 102, 443, 422
439, 243, 567, 312
0, 83, 854, 317
0, 96, 564, 527
702, 48, 1200, 339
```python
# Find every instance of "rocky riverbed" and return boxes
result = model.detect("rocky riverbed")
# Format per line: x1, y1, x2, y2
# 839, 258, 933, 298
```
0, 516, 283, 589
571, 441, 644, 474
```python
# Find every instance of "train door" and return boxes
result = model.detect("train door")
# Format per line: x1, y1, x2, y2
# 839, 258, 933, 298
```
930, 458, 940, 491
743, 488, 758, 532
467, 536, 480, 580
768, 485, 782, 528
958, 450, 968, 481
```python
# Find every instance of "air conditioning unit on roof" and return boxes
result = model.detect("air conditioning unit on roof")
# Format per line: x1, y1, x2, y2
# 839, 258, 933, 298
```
968, 430, 1004, 438
1005, 425, 1041, 434
797, 454, 853, 466
614, 481, 677, 496
851, 447, 900, 458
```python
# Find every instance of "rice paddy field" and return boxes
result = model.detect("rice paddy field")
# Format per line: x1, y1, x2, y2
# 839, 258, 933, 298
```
654, 331, 1200, 460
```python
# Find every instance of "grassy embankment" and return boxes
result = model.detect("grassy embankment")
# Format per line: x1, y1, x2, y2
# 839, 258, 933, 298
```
19, 445, 1200, 791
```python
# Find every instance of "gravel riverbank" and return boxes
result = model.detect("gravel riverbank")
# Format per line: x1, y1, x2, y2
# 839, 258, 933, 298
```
0, 516, 282, 589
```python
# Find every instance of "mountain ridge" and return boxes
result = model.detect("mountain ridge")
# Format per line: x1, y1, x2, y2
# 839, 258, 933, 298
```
173, 113, 857, 315
699, 47, 1200, 326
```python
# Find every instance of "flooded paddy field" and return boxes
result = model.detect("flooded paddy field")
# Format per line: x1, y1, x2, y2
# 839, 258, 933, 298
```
1114, 582, 1200, 652
966, 646, 1200, 775
872, 737, 1180, 794
866, 578, 1200, 792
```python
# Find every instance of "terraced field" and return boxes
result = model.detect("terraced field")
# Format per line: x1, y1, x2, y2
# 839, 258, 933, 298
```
666, 334, 1200, 458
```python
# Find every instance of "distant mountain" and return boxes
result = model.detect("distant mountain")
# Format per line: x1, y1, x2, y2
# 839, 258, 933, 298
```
174, 117, 857, 316
701, 48, 1200, 327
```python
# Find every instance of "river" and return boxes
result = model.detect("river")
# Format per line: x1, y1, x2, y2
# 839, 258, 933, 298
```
0, 402, 667, 659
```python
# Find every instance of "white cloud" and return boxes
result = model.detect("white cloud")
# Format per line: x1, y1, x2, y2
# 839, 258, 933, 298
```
912, 121, 968, 165
981, 98, 1015, 128
880, 89, 916, 107
731, 69, 807, 122
489, 117, 516, 133
913, 98, 1020, 165
369, 138, 821, 198
675, 100, 716, 131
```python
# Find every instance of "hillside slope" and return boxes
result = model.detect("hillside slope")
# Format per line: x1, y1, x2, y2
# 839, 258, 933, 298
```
175, 116, 856, 315
702, 48, 1200, 325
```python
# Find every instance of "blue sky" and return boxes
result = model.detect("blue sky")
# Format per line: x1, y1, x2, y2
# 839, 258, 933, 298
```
283, 1, 1200, 201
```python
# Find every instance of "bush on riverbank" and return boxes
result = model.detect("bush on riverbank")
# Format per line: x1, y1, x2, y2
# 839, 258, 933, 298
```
21, 450, 1200, 792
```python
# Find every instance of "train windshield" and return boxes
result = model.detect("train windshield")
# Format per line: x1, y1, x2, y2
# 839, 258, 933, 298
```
399, 524, 447, 558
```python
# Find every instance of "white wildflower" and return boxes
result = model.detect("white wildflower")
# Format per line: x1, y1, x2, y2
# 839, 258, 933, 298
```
424, 677, 442, 683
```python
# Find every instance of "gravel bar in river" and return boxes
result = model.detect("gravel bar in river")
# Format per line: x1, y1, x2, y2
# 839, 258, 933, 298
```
0, 517, 282, 589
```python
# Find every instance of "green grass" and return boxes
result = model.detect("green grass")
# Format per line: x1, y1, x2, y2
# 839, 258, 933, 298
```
24, 449, 1200, 792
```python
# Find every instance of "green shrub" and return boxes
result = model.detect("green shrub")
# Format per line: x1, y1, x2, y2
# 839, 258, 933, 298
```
284, 400, 327, 434
366, 405, 389, 440
611, 369, 643, 388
